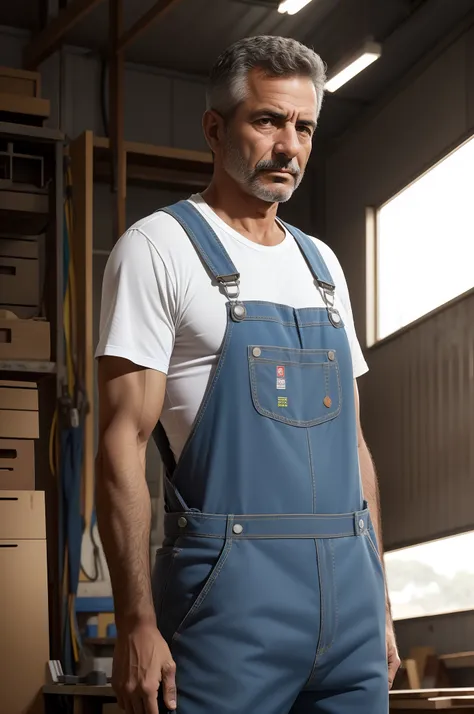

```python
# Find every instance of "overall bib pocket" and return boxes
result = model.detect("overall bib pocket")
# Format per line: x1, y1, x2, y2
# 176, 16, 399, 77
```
248, 346, 342, 427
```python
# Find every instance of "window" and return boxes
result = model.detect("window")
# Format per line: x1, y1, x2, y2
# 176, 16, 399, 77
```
384, 531, 474, 621
371, 134, 474, 342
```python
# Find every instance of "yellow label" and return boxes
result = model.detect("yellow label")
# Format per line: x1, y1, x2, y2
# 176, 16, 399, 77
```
277, 397, 288, 408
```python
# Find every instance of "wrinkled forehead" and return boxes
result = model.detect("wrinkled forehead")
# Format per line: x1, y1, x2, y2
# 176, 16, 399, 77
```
241, 69, 318, 120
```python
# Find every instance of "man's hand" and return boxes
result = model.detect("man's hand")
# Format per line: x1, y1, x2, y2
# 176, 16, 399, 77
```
112, 623, 177, 714
386, 619, 401, 689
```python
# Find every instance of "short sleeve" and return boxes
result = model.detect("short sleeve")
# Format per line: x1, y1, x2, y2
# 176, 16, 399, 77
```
95, 228, 177, 374
315, 240, 368, 379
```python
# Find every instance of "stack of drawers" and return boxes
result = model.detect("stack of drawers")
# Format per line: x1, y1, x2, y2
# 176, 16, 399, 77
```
0, 235, 41, 319
0, 235, 51, 362
0, 379, 39, 489
0, 382, 49, 713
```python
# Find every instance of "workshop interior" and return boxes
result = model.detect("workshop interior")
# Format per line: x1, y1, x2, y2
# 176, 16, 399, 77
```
0, 0, 474, 712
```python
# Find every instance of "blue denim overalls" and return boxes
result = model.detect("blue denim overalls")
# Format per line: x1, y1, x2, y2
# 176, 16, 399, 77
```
152, 201, 388, 714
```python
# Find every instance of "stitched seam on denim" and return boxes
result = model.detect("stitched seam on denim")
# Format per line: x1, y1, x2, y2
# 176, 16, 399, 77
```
366, 531, 383, 567
249, 359, 342, 426
306, 429, 317, 514
171, 317, 233, 475
172, 538, 233, 641
314, 539, 326, 662
304, 539, 322, 688
250, 346, 334, 356
245, 317, 297, 326
323, 540, 338, 654
324, 362, 329, 398
251, 358, 334, 367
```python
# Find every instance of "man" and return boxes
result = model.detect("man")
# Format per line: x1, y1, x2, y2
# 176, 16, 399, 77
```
95, 35, 400, 714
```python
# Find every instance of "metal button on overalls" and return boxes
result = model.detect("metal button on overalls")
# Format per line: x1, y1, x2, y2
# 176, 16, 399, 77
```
152, 201, 388, 714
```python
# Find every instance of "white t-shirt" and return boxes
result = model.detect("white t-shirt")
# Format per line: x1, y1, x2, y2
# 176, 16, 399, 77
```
96, 194, 368, 460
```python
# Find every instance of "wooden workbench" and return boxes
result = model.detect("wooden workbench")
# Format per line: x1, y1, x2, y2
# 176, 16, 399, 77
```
43, 684, 116, 713
390, 689, 474, 711
43, 685, 474, 713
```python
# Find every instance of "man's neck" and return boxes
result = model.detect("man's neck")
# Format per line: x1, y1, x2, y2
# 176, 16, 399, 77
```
201, 176, 284, 247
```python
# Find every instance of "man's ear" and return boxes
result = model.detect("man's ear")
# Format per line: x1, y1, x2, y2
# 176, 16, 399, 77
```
202, 109, 225, 154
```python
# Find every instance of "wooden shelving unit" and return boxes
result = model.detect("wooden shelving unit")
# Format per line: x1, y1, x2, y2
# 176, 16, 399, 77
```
0, 360, 56, 374
70, 129, 213, 548
93, 136, 213, 190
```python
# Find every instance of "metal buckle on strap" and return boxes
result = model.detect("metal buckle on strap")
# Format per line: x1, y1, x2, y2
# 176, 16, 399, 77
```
218, 274, 246, 321
317, 279, 342, 328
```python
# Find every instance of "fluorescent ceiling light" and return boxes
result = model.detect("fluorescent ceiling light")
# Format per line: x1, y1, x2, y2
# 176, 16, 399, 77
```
325, 42, 382, 92
278, 0, 313, 15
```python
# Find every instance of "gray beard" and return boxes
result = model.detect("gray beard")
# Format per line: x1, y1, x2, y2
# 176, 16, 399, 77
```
223, 136, 303, 203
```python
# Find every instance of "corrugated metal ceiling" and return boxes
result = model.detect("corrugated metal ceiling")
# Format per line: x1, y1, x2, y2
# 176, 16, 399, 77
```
1, 0, 473, 139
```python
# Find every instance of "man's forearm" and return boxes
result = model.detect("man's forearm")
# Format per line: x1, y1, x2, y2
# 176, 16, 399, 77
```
96, 440, 155, 630
358, 438, 393, 621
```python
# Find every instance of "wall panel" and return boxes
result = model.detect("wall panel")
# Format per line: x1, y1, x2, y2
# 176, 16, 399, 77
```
325, 23, 474, 550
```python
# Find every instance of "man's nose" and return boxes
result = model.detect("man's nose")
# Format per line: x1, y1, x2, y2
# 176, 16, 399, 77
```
273, 124, 300, 160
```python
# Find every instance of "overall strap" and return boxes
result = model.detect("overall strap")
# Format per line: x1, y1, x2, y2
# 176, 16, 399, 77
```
279, 220, 335, 288
153, 199, 245, 512
279, 220, 342, 328
160, 200, 239, 285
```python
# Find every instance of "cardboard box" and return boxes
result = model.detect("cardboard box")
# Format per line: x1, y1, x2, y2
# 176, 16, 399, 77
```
0, 438, 35, 490
0, 410, 38, 438
0, 236, 39, 260
0, 304, 40, 319
0, 538, 49, 714
0, 489, 45, 539
0, 188, 49, 234
0, 255, 39, 306
0, 92, 50, 119
0, 311, 50, 360
0, 380, 39, 410
0, 66, 41, 97
0, 381, 39, 439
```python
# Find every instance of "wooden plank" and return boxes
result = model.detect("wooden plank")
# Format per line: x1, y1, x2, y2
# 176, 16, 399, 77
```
93, 136, 212, 166
0, 93, 50, 119
117, 0, 182, 52
440, 653, 474, 669
0, 66, 41, 97
23, 0, 106, 70
94, 160, 210, 190
391, 690, 474, 700
69, 132, 94, 532
43, 684, 114, 697
391, 698, 474, 710
109, 0, 126, 241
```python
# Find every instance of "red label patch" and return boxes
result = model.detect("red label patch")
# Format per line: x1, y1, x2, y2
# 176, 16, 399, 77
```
276, 366, 285, 378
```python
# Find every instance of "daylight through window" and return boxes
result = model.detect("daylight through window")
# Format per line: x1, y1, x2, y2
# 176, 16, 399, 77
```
375, 134, 474, 341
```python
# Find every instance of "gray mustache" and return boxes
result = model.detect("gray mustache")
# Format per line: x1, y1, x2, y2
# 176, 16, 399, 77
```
255, 159, 300, 176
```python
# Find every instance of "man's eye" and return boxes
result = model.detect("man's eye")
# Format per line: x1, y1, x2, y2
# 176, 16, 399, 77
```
257, 117, 273, 126
297, 125, 312, 135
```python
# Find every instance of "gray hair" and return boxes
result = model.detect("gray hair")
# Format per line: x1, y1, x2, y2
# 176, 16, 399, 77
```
206, 35, 326, 120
